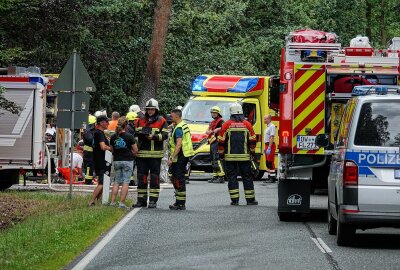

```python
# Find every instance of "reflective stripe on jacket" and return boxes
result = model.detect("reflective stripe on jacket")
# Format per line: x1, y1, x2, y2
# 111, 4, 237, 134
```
218, 119, 256, 161
135, 115, 168, 158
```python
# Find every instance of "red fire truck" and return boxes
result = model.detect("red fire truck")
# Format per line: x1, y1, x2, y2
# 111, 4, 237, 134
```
270, 29, 400, 220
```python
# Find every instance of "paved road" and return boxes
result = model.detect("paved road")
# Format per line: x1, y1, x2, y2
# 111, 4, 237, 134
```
74, 179, 400, 270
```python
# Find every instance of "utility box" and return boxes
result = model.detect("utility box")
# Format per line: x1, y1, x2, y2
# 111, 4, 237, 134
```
278, 177, 311, 217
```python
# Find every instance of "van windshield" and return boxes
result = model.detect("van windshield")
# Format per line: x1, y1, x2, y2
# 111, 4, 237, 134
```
182, 100, 236, 124
354, 102, 400, 147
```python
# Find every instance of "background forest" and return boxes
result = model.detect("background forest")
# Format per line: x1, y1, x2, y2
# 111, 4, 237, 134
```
0, 0, 399, 114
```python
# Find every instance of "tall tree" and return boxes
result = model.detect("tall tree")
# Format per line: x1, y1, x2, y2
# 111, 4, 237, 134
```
139, 0, 173, 108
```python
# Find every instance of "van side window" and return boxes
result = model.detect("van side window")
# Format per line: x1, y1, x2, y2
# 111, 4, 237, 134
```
354, 102, 400, 147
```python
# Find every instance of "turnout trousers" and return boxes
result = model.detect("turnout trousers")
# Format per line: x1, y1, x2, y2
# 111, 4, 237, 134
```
170, 152, 189, 206
136, 157, 161, 204
83, 151, 94, 185
225, 161, 256, 203
210, 141, 225, 177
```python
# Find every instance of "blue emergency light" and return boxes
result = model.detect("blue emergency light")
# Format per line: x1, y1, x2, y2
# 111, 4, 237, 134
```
227, 77, 259, 93
351, 85, 400, 96
29, 76, 46, 86
191, 75, 207, 92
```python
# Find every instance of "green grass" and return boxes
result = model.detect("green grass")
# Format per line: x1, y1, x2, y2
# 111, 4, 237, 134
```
0, 192, 129, 270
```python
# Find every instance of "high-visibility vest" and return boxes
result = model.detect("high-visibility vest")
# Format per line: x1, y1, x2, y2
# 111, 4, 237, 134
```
169, 121, 194, 162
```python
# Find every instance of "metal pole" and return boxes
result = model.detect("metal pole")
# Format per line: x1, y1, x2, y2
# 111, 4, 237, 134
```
69, 50, 77, 199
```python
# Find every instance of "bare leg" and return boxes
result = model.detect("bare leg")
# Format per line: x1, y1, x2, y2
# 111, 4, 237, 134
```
120, 183, 129, 204
111, 183, 120, 204
90, 184, 103, 205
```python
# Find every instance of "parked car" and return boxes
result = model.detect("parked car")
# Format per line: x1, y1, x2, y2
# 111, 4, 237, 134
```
320, 85, 400, 246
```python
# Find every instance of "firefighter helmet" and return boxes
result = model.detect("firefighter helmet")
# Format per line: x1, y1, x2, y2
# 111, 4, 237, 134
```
145, 98, 159, 110
229, 103, 243, 115
126, 111, 137, 121
210, 106, 221, 114
129, 104, 141, 113
88, 114, 96, 125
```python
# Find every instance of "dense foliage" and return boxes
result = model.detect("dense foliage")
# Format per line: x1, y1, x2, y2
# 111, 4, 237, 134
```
0, 0, 399, 114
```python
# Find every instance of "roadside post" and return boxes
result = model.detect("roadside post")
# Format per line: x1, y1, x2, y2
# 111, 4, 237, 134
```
52, 50, 96, 199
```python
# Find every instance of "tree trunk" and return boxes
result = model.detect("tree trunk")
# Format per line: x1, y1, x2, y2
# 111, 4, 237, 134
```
365, 1, 372, 41
138, 0, 173, 109
380, 0, 386, 47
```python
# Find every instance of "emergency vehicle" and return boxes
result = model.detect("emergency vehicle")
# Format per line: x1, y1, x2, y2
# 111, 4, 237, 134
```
183, 75, 280, 179
270, 29, 400, 220
325, 85, 400, 246
0, 67, 67, 189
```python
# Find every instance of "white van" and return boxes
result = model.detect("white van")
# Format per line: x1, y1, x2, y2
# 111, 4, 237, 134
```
321, 85, 400, 246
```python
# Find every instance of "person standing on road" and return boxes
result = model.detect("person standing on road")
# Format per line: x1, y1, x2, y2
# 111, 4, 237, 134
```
218, 103, 258, 206
82, 114, 96, 185
108, 111, 120, 132
126, 111, 138, 186
109, 117, 138, 208
89, 115, 112, 206
263, 114, 276, 183
167, 108, 194, 210
206, 106, 225, 183
133, 98, 168, 209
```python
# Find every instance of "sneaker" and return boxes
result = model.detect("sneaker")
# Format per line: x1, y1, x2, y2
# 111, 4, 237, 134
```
169, 204, 186, 210
247, 200, 258, 206
118, 203, 127, 209
148, 201, 157, 208
230, 201, 239, 206
109, 202, 117, 207
132, 201, 147, 208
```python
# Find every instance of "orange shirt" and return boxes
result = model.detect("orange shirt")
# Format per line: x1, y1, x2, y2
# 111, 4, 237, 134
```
108, 120, 118, 131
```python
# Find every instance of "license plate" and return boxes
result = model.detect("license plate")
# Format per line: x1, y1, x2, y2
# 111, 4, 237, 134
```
296, 135, 319, 150
394, 169, 400, 179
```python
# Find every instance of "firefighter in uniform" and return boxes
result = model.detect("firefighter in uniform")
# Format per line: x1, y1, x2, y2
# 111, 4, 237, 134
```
133, 98, 168, 208
82, 114, 96, 185
218, 103, 258, 206
126, 111, 138, 186
206, 106, 225, 183
167, 108, 194, 210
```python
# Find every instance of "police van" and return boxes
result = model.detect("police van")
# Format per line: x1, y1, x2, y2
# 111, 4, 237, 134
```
319, 85, 400, 246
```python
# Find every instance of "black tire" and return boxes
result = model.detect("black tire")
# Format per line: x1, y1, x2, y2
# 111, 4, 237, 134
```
278, 212, 291, 222
328, 203, 337, 235
336, 212, 356, 246
255, 170, 265, 181
0, 170, 19, 191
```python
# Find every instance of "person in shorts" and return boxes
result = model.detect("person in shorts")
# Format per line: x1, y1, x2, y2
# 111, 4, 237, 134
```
109, 116, 138, 208
89, 115, 111, 206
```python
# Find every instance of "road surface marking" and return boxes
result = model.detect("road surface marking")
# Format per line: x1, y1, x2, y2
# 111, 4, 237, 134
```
311, 237, 332, 254
72, 208, 141, 270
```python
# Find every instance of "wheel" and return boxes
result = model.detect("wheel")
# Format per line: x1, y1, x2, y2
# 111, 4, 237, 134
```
278, 212, 291, 222
255, 170, 265, 181
0, 170, 19, 190
328, 203, 337, 235
336, 211, 356, 246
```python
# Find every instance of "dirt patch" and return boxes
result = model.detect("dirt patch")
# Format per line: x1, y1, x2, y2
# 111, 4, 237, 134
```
0, 195, 40, 230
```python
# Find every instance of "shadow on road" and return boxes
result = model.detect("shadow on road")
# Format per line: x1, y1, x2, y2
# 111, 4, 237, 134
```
303, 208, 327, 223
352, 232, 400, 249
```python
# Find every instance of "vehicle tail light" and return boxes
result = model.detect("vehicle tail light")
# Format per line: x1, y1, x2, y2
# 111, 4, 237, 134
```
343, 160, 358, 185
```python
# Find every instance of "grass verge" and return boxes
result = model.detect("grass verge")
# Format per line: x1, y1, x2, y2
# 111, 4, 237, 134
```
0, 191, 129, 270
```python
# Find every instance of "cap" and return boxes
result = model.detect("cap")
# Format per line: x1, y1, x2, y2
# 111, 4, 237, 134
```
96, 115, 109, 124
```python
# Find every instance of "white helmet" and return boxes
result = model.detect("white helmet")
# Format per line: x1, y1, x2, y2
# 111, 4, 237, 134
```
129, 104, 141, 113
94, 111, 102, 118
230, 103, 243, 115
175, 105, 183, 110
94, 110, 107, 118
145, 98, 159, 111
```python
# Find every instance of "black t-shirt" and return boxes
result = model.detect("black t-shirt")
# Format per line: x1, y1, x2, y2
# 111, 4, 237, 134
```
93, 129, 110, 170
110, 132, 136, 161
